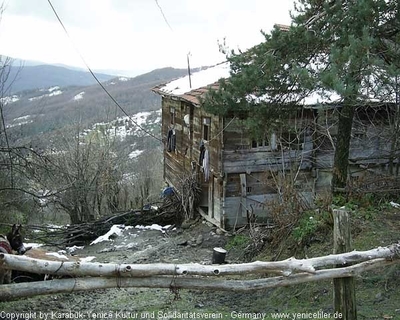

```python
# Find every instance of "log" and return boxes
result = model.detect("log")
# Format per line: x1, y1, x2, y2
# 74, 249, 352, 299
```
0, 258, 397, 301
333, 209, 357, 320
26, 199, 185, 247
1, 242, 399, 279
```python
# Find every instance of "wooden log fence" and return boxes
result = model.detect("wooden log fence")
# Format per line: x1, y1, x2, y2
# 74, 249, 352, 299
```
1, 208, 400, 320
0, 242, 399, 301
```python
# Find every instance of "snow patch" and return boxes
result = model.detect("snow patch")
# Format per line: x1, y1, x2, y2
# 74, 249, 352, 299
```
7, 115, 34, 128
80, 256, 96, 262
390, 201, 400, 209
90, 224, 126, 245
66, 245, 84, 254
46, 252, 69, 260
1, 95, 19, 105
128, 150, 143, 159
48, 90, 62, 97
24, 243, 44, 249
118, 77, 129, 82
48, 86, 60, 92
74, 92, 85, 100
135, 224, 171, 233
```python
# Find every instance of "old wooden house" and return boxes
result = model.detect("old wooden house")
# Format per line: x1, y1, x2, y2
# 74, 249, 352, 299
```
152, 62, 398, 230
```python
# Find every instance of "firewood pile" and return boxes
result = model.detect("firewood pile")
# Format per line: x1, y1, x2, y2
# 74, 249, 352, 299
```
26, 179, 201, 247
178, 175, 202, 221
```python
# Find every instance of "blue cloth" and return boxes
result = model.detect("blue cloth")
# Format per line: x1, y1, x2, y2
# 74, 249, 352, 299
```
162, 187, 174, 197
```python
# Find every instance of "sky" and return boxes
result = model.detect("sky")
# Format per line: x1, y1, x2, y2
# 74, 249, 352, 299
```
0, 0, 294, 77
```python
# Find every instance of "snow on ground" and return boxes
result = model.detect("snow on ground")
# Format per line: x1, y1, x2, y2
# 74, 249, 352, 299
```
128, 150, 144, 159
7, 115, 34, 128
46, 251, 69, 260
66, 245, 84, 254
90, 225, 126, 245
1, 95, 19, 105
90, 224, 170, 248
80, 256, 96, 262
73, 91, 85, 100
24, 243, 44, 249
89, 110, 158, 141
48, 89, 63, 97
135, 224, 172, 233
29, 86, 63, 101
48, 86, 60, 92
390, 201, 400, 209
118, 77, 129, 82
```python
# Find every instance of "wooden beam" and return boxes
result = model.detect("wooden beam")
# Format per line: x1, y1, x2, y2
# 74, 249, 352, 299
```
240, 173, 247, 217
0, 259, 397, 301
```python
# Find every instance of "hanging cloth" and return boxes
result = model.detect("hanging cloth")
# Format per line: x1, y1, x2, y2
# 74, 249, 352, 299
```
167, 128, 176, 152
171, 129, 176, 152
167, 128, 173, 152
203, 148, 210, 182
199, 142, 205, 164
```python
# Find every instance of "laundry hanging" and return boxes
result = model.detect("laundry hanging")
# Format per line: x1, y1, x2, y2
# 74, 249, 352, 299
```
203, 148, 210, 182
167, 128, 176, 152
199, 141, 205, 164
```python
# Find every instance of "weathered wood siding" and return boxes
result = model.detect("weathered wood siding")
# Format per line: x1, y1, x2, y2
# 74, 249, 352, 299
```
162, 96, 224, 225
221, 117, 315, 228
313, 107, 398, 192
162, 96, 397, 229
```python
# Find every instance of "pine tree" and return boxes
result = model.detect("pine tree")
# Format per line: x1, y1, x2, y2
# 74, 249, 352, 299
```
202, 0, 400, 195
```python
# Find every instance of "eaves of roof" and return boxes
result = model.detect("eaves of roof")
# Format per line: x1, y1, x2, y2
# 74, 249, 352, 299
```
152, 82, 221, 106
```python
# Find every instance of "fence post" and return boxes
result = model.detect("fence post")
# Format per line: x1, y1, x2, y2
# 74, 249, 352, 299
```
333, 209, 357, 320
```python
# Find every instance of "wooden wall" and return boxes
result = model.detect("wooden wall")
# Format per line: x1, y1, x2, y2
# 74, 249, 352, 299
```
220, 117, 315, 228
161, 96, 224, 225
162, 99, 398, 230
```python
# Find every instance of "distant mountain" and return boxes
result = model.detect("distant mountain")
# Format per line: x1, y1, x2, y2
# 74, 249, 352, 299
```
5, 64, 116, 94
2, 65, 192, 148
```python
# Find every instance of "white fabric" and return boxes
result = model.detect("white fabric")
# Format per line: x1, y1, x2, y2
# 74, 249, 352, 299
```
203, 149, 210, 181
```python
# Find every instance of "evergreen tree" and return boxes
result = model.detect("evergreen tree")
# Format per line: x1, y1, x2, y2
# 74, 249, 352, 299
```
202, 0, 400, 195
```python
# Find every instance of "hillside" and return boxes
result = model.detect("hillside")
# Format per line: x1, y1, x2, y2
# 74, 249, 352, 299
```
6, 64, 116, 94
2, 66, 190, 148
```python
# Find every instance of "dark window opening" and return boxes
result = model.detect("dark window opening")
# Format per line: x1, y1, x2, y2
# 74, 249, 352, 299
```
170, 107, 175, 125
203, 117, 211, 141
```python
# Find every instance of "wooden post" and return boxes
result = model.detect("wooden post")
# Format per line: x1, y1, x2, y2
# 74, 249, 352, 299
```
333, 209, 357, 320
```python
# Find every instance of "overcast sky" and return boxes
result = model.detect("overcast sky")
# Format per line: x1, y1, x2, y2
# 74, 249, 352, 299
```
0, 0, 294, 76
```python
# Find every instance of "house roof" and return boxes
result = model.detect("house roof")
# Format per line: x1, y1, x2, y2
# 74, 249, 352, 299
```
152, 62, 230, 106
152, 24, 395, 108
152, 61, 342, 107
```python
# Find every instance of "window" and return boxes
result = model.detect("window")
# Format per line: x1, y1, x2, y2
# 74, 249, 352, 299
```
170, 107, 175, 125
203, 117, 211, 141
251, 133, 278, 150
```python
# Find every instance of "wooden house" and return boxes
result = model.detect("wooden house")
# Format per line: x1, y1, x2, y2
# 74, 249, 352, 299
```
152, 63, 398, 230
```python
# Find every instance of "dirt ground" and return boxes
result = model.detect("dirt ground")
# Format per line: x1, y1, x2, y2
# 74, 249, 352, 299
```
1, 211, 399, 320
1, 220, 271, 318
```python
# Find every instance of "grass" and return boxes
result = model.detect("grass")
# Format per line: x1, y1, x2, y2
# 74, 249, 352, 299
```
253, 199, 400, 319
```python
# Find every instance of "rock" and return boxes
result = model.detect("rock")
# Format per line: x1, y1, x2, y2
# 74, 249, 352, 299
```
215, 228, 225, 235
196, 234, 204, 245
375, 292, 384, 302
181, 221, 191, 229
177, 240, 188, 246
109, 232, 118, 240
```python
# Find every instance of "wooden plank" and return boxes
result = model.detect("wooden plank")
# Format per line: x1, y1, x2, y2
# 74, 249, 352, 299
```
240, 173, 247, 218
